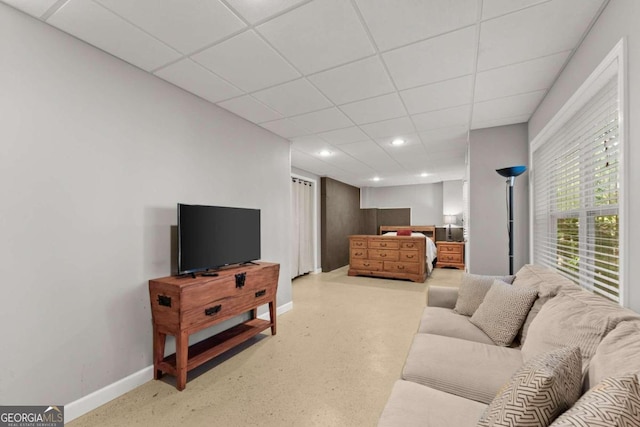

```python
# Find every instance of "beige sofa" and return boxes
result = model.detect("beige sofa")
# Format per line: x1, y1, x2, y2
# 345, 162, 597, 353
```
378, 264, 640, 426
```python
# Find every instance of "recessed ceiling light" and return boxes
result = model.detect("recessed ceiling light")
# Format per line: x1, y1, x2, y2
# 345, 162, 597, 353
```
420, 172, 429, 177
319, 150, 333, 157
391, 138, 405, 146
372, 176, 381, 182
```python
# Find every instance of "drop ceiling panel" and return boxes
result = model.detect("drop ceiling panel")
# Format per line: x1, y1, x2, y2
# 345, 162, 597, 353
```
288, 108, 353, 134
225, 0, 308, 24
290, 135, 331, 155
96, 0, 245, 53
252, 78, 332, 116
412, 105, 471, 131
383, 27, 476, 90
472, 90, 546, 125
355, 0, 478, 51
339, 93, 406, 125
259, 118, 310, 138
308, 56, 394, 105
477, 0, 605, 71
191, 30, 300, 92
257, 0, 375, 74
217, 95, 283, 123
474, 51, 570, 102
316, 127, 370, 145
360, 117, 416, 139
419, 126, 469, 146
155, 59, 243, 103
401, 75, 473, 115
471, 114, 531, 130
2, 0, 57, 17
339, 141, 403, 173
47, 0, 181, 71
481, 0, 548, 19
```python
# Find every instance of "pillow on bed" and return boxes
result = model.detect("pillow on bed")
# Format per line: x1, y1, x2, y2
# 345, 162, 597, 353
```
397, 229, 411, 236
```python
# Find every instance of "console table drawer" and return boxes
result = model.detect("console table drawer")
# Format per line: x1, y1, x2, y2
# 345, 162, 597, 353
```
384, 261, 420, 274
350, 259, 383, 271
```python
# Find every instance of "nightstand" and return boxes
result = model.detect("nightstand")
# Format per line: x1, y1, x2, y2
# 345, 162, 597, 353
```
436, 241, 465, 270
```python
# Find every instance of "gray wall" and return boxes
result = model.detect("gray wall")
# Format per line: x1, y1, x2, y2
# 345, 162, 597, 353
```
469, 124, 529, 275
528, 0, 640, 311
320, 178, 362, 271
360, 182, 444, 225
0, 5, 291, 406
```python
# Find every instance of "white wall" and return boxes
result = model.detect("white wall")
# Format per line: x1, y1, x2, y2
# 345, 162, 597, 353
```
443, 180, 464, 225
0, 4, 292, 407
529, 0, 640, 311
469, 124, 529, 275
291, 167, 321, 272
360, 183, 444, 225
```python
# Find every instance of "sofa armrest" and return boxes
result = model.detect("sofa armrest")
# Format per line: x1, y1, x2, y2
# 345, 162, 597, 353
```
427, 286, 459, 308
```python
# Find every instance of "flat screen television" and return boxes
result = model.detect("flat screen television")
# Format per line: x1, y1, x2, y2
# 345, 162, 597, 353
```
177, 203, 261, 275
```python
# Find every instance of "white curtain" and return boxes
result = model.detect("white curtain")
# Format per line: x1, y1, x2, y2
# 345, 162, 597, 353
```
291, 178, 314, 278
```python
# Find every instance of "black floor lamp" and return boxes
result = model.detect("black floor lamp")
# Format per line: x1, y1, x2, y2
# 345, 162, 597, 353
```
496, 166, 527, 275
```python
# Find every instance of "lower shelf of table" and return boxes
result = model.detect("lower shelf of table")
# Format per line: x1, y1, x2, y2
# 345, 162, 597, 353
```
156, 318, 273, 376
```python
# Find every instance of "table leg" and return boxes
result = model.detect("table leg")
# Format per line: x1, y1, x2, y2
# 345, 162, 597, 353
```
153, 324, 166, 380
269, 299, 277, 335
175, 330, 188, 391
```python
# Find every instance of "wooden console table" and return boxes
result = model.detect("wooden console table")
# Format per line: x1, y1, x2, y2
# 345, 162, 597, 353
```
148, 262, 279, 390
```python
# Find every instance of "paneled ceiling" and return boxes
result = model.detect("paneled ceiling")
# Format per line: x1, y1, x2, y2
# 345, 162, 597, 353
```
4, 0, 607, 187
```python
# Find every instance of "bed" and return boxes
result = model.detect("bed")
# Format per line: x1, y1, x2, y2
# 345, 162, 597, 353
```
348, 225, 437, 283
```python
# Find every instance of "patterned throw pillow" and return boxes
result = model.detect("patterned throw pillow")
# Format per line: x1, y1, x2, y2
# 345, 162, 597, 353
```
470, 280, 537, 346
454, 274, 516, 316
550, 374, 640, 426
477, 346, 582, 427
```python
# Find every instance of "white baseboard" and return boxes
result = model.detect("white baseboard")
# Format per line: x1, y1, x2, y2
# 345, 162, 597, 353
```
65, 301, 293, 424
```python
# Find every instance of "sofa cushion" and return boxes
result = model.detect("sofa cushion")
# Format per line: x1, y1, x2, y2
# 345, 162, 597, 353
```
402, 334, 523, 404
416, 307, 495, 345
585, 320, 640, 390
453, 273, 516, 316
550, 374, 640, 427
521, 291, 638, 368
469, 280, 537, 346
377, 380, 487, 427
478, 346, 582, 427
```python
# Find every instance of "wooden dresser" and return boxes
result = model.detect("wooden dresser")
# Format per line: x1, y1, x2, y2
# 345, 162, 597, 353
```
149, 262, 279, 390
348, 235, 427, 282
436, 241, 465, 270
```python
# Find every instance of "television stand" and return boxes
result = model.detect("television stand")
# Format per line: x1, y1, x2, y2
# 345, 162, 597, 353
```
149, 262, 279, 390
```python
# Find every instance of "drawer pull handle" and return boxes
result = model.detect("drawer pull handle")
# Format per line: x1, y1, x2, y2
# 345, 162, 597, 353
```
380, 243, 387, 247
363, 263, 370, 267
158, 295, 172, 307
398, 265, 405, 270
205, 305, 222, 316
380, 253, 386, 257
407, 244, 414, 248
356, 242, 363, 246
235, 272, 246, 288
355, 252, 363, 256
406, 255, 414, 259
255, 289, 266, 298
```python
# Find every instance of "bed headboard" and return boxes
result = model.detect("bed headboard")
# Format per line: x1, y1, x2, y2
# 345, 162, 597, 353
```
379, 225, 436, 242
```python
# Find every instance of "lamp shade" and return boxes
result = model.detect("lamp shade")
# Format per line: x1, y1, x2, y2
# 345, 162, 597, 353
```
496, 165, 526, 178
444, 215, 456, 225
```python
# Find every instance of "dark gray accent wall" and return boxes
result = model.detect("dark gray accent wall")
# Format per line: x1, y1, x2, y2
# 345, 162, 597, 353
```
377, 208, 410, 231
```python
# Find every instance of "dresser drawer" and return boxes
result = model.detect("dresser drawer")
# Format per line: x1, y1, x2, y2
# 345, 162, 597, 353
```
350, 238, 367, 249
400, 241, 420, 250
350, 248, 367, 259
368, 249, 400, 261
350, 259, 383, 271
384, 261, 420, 274
439, 253, 463, 263
368, 239, 399, 249
438, 243, 463, 254
399, 250, 421, 262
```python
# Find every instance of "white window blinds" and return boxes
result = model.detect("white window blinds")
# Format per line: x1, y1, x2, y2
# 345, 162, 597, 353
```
532, 76, 620, 302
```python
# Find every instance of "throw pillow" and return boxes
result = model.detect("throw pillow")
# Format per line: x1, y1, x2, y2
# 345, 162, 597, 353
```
454, 273, 516, 316
470, 280, 537, 346
397, 229, 411, 236
477, 346, 583, 427
549, 373, 640, 426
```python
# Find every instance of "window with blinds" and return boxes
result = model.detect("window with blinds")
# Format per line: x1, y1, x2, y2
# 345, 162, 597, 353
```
532, 75, 621, 303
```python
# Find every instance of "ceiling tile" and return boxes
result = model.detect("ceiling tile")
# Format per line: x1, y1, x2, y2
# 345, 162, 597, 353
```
471, 114, 531, 130
477, 0, 605, 71
252, 78, 332, 116
340, 93, 406, 125
291, 149, 349, 178
290, 135, 332, 155
383, 27, 476, 90
401, 75, 473, 115
288, 108, 353, 134
481, 0, 548, 19
2, 0, 58, 17
256, 0, 374, 74
260, 118, 310, 138
340, 140, 403, 173
360, 117, 416, 139
96, 0, 246, 53
419, 126, 469, 146
472, 90, 546, 126
316, 127, 370, 145
316, 150, 375, 174
217, 95, 283, 123
412, 105, 471, 131
192, 30, 300, 93
355, 0, 478, 51
474, 51, 570, 102
308, 56, 394, 105
154, 59, 243, 103
225, 0, 308, 24
47, 0, 181, 71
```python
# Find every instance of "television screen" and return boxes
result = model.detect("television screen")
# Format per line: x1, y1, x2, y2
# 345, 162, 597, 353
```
178, 204, 261, 275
